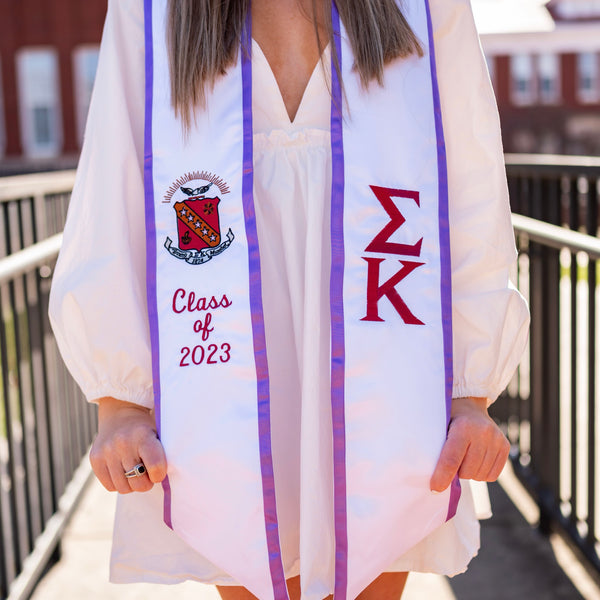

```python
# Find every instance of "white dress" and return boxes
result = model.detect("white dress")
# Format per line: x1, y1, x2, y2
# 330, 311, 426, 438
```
49, 0, 530, 589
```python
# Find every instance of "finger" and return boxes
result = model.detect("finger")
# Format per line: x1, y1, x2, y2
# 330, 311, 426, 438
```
92, 460, 117, 492
123, 459, 154, 492
111, 425, 156, 492
472, 444, 497, 481
107, 456, 134, 494
89, 444, 117, 492
486, 440, 510, 481
138, 435, 168, 484
430, 428, 469, 492
457, 441, 487, 480
474, 431, 509, 481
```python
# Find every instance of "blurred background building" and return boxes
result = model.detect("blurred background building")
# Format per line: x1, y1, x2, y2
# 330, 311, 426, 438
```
475, 0, 600, 155
0, 0, 599, 176
0, 0, 106, 176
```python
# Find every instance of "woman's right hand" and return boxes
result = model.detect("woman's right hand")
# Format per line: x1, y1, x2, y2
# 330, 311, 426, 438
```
89, 397, 167, 494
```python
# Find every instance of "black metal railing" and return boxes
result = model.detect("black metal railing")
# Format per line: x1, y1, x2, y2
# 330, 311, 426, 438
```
0, 171, 97, 600
494, 155, 600, 572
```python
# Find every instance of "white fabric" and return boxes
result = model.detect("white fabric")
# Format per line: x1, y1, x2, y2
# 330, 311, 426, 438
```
147, 2, 278, 596
338, 3, 454, 596
48, 0, 530, 595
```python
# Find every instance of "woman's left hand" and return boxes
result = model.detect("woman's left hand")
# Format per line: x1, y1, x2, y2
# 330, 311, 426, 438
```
430, 396, 510, 493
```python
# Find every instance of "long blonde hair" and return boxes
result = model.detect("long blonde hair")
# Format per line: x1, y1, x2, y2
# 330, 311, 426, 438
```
167, 0, 424, 129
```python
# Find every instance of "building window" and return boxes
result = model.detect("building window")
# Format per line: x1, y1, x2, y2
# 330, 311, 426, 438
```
73, 46, 99, 147
538, 53, 560, 104
16, 48, 62, 159
511, 54, 535, 105
577, 52, 600, 103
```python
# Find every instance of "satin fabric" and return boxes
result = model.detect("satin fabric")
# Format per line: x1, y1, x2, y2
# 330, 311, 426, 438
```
144, 1, 455, 595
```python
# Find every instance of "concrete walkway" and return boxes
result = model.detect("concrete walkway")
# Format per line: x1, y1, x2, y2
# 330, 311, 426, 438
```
30, 468, 598, 600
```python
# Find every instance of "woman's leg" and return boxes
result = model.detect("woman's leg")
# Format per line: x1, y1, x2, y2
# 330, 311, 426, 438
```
216, 587, 255, 600
216, 585, 261, 600
355, 572, 409, 599
322, 572, 409, 600
217, 572, 408, 600
217, 576, 301, 600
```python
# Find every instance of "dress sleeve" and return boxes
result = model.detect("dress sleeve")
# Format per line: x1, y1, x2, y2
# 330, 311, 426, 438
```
48, 0, 153, 408
430, 0, 530, 403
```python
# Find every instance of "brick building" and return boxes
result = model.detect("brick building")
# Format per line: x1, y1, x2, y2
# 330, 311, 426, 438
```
475, 0, 600, 155
1, 0, 599, 171
0, 0, 107, 175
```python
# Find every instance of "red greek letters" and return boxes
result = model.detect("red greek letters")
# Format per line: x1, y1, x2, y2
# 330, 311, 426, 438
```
361, 186, 425, 324
365, 186, 423, 257
361, 258, 425, 324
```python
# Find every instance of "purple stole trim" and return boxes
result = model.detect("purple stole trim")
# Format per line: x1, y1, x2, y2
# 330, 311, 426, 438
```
241, 16, 290, 600
424, 0, 461, 520
143, 0, 173, 529
329, 2, 459, 595
145, 4, 289, 596
329, 4, 349, 599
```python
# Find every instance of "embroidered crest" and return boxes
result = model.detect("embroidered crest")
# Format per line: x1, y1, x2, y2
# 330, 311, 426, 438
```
164, 172, 234, 265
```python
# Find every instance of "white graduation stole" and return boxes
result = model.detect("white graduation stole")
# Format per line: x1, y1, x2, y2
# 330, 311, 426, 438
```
143, 1, 459, 598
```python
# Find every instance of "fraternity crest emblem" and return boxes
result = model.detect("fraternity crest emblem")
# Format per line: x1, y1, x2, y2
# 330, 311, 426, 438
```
164, 171, 235, 265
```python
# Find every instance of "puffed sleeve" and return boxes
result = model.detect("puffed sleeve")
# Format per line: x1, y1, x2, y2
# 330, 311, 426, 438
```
48, 0, 153, 408
430, 0, 530, 402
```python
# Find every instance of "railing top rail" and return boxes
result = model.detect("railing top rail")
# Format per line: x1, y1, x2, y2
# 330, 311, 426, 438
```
0, 233, 63, 285
505, 153, 600, 176
0, 170, 77, 202
512, 214, 600, 259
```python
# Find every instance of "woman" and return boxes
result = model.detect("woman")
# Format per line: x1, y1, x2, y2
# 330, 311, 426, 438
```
49, 0, 529, 599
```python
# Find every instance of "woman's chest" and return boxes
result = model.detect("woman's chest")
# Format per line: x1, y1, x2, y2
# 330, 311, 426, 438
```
251, 0, 328, 122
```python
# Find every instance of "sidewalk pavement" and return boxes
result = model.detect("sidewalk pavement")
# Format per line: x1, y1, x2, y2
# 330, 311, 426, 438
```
30, 469, 596, 600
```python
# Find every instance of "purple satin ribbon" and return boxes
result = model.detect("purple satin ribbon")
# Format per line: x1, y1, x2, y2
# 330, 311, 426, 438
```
329, 2, 349, 599
241, 12, 290, 600
143, 0, 173, 529
424, 0, 461, 520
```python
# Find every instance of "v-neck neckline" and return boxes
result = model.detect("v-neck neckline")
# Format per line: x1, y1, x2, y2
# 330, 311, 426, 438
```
251, 39, 330, 126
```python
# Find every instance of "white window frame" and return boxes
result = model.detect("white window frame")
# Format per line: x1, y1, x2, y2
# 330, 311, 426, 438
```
72, 45, 100, 147
16, 47, 63, 159
577, 52, 600, 104
485, 55, 496, 90
510, 54, 536, 106
556, 0, 600, 19
537, 53, 561, 105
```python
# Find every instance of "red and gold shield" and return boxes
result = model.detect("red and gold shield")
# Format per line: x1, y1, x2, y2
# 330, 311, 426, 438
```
174, 196, 221, 251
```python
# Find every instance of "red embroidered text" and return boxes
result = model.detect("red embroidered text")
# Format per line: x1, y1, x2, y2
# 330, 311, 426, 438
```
361, 186, 425, 324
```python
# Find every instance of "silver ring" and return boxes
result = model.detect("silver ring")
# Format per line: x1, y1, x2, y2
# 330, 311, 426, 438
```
124, 463, 147, 478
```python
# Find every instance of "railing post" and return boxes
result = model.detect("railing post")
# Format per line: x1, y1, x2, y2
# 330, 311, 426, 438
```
528, 175, 561, 533
540, 176, 562, 534
569, 176, 579, 533
586, 177, 597, 552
